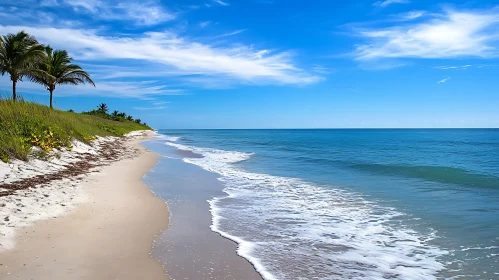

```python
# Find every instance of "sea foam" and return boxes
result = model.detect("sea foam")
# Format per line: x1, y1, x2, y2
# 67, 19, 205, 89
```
158, 135, 181, 142
164, 141, 448, 280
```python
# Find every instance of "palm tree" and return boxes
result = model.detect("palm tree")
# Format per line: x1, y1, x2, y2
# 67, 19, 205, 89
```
111, 110, 119, 117
0, 31, 45, 101
29, 45, 95, 108
97, 103, 108, 114
126, 115, 133, 121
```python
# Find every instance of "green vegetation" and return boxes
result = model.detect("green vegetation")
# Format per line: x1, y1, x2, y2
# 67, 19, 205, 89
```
0, 98, 151, 163
82, 103, 145, 125
0, 30, 151, 163
0, 30, 94, 108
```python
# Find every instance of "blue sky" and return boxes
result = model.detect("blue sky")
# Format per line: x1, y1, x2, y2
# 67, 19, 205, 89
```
0, 0, 498, 128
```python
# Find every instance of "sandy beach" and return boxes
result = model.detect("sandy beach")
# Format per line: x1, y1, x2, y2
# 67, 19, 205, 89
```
0, 132, 169, 279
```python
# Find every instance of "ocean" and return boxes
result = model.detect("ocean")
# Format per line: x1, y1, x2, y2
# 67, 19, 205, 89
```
149, 129, 499, 280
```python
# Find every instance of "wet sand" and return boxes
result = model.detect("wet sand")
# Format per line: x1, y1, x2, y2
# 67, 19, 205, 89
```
143, 142, 263, 280
0, 137, 169, 279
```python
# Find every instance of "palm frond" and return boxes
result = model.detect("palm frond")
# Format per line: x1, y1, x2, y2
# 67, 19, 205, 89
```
0, 31, 45, 78
60, 69, 96, 87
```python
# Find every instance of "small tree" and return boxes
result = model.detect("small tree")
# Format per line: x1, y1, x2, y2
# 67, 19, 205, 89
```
97, 103, 108, 114
111, 110, 119, 117
126, 115, 133, 121
134, 119, 141, 124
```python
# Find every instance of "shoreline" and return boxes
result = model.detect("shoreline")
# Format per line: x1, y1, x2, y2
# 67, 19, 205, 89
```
0, 131, 169, 279
142, 139, 264, 280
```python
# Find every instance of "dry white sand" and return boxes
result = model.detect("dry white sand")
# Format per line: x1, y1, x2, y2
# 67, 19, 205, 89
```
0, 131, 169, 279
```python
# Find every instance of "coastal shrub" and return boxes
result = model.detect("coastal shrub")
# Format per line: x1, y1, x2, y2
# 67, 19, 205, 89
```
83, 109, 133, 123
0, 98, 151, 162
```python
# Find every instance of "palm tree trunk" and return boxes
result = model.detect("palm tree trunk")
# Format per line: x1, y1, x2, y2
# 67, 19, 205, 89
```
12, 79, 16, 101
49, 89, 53, 109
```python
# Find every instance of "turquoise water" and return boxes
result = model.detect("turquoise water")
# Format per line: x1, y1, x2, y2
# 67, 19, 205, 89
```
156, 129, 499, 279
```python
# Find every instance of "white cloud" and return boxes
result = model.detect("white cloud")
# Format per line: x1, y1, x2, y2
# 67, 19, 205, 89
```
200, 21, 211, 28
354, 10, 499, 60
434, 64, 497, 70
437, 77, 450, 83
116, 2, 175, 25
311, 65, 333, 75
434, 65, 472, 70
152, 101, 170, 105
40, 0, 59, 6
217, 29, 245, 37
0, 7, 55, 25
0, 25, 319, 86
357, 60, 406, 70
78, 81, 181, 97
133, 106, 166, 110
0, 76, 180, 98
62, 0, 175, 25
0, 76, 183, 100
398, 10, 426, 21
213, 0, 230, 6
373, 0, 409, 8
64, 0, 100, 12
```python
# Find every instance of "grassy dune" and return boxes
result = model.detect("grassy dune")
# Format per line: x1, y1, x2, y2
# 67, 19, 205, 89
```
0, 99, 151, 162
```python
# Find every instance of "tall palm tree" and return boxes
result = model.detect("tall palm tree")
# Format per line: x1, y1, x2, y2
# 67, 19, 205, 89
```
30, 46, 95, 108
0, 31, 45, 101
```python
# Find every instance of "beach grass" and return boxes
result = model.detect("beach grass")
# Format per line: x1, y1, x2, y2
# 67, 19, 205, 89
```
0, 98, 151, 162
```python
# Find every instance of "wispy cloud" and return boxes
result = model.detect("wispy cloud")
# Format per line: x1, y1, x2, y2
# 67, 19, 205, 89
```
434, 65, 472, 70
433, 64, 497, 70
199, 21, 211, 28
213, 0, 230, 6
133, 106, 166, 110
437, 77, 450, 83
373, 0, 409, 8
0, 6, 56, 26
311, 65, 334, 75
216, 29, 245, 38
40, 0, 59, 6
357, 60, 407, 70
0, 26, 319, 86
62, 0, 175, 26
63, 0, 100, 13
116, 2, 175, 25
354, 10, 499, 60
152, 101, 170, 105
397, 10, 426, 21
0, 77, 181, 99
